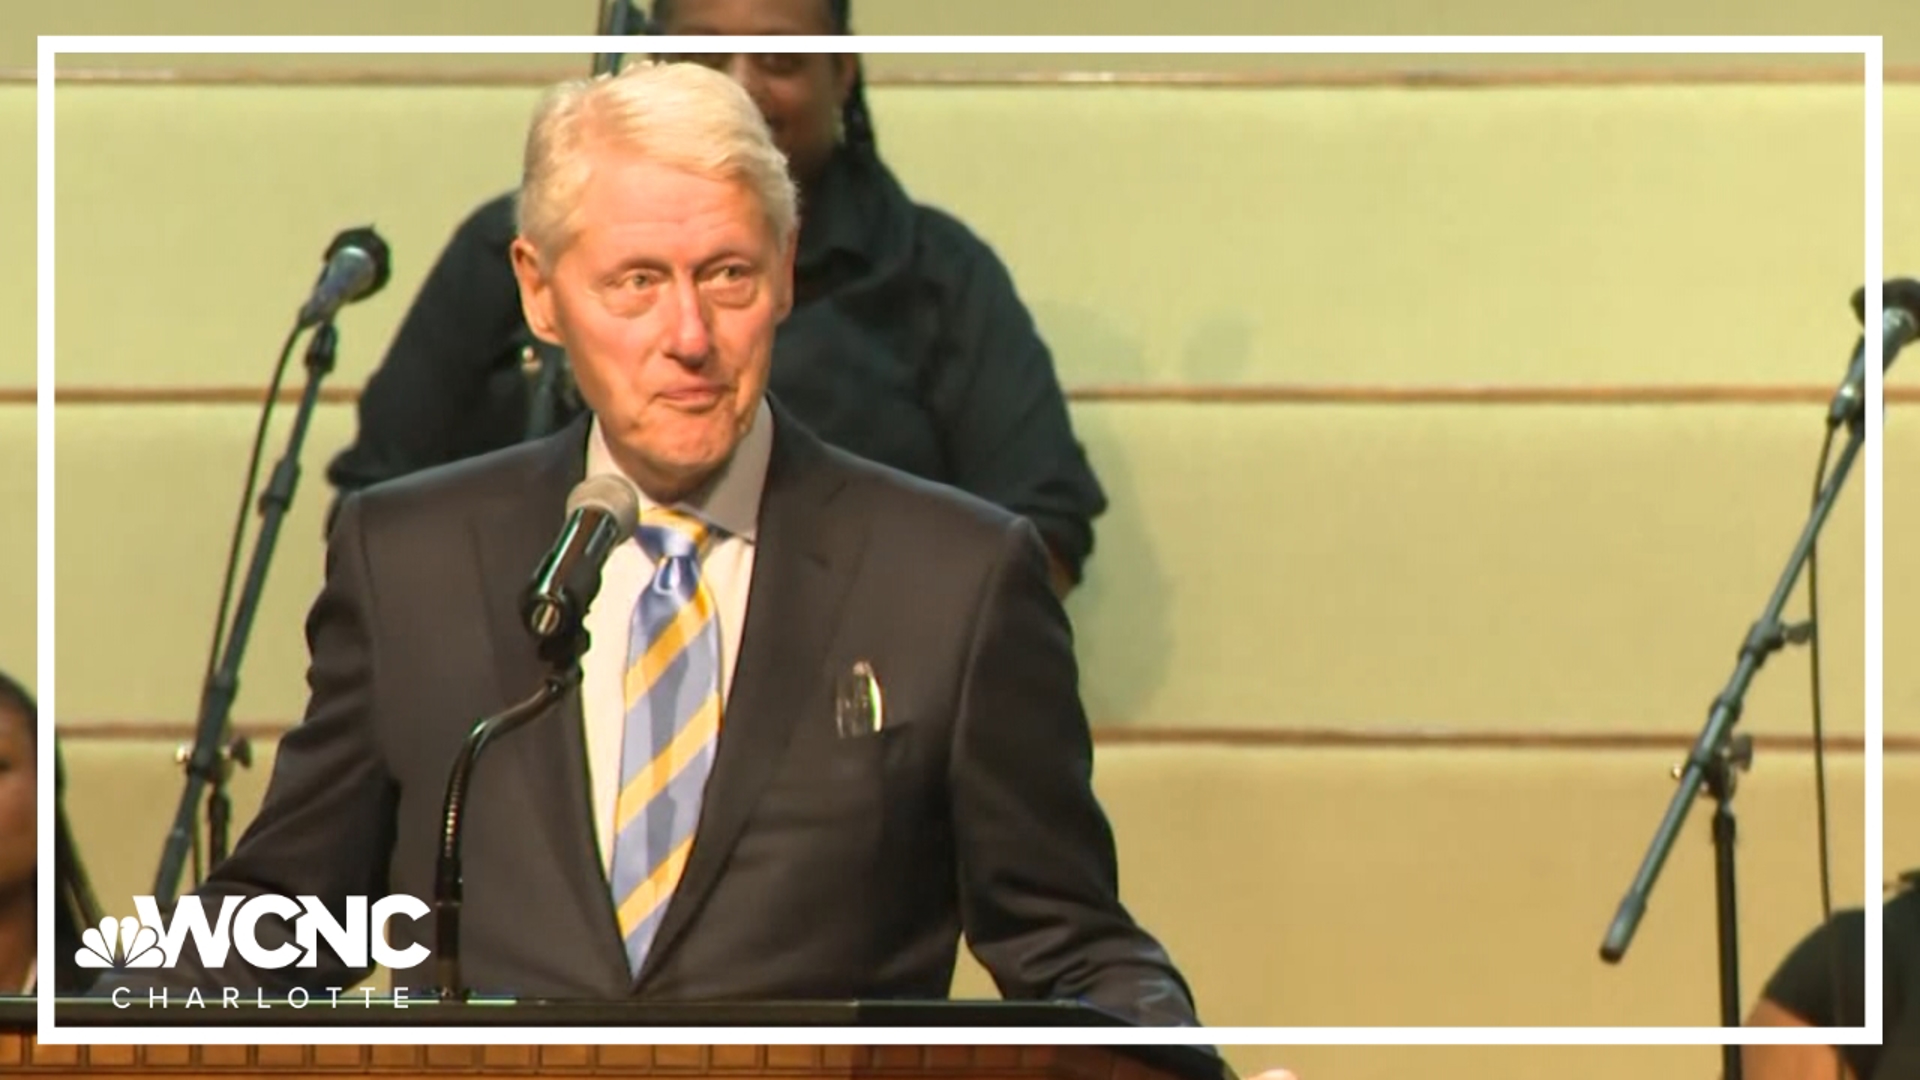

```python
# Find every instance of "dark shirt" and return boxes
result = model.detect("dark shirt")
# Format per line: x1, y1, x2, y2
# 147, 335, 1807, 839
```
326, 143, 1107, 581
1762, 879, 1920, 1079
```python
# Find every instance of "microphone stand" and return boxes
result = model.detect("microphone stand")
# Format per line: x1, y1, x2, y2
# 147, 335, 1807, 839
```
592, 0, 639, 76
1598, 400, 1865, 1080
153, 320, 340, 909
522, 339, 576, 442
433, 638, 585, 1003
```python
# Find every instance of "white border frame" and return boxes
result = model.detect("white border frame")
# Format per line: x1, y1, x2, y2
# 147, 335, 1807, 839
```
35, 33, 1885, 1050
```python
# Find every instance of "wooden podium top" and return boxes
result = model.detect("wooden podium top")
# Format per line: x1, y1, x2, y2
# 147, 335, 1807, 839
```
0, 1000, 1231, 1080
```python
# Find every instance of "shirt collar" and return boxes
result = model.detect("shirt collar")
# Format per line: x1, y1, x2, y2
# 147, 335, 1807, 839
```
586, 396, 773, 544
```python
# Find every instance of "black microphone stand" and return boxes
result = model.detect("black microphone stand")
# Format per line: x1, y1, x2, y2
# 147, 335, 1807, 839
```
593, 0, 640, 76
521, 339, 578, 442
152, 320, 340, 909
1598, 397, 1866, 1080
433, 627, 588, 1003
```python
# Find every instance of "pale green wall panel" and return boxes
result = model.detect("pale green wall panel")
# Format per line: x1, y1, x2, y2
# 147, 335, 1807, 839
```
33, 83, 1880, 390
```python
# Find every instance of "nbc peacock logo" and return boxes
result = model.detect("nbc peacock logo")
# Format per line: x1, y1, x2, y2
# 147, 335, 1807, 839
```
71, 895, 432, 975
75, 915, 168, 969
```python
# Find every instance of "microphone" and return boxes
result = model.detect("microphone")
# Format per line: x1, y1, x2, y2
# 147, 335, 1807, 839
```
432, 475, 635, 1002
521, 474, 642, 654
296, 226, 393, 330
1828, 278, 1920, 428
152, 226, 396, 908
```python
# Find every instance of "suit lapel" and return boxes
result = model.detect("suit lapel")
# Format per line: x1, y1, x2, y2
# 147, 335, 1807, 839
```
466, 417, 628, 984
471, 421, 584, 712
635, 402, 868, 986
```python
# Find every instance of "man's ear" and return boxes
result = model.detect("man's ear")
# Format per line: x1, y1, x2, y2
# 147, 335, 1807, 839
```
509, 236, 564, 345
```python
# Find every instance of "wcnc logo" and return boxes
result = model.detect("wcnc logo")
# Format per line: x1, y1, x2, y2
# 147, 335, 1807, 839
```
74, 895, 431, 971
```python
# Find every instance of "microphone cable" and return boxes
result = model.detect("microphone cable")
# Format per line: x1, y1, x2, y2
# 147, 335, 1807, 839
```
1805, 417, 1843, 1070
186, 319, 304, 889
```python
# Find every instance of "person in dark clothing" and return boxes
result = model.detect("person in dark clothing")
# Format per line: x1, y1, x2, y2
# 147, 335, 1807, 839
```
0, 670, 105, 997
325, 0, 1106, 594
1742, 873, 1920, 1079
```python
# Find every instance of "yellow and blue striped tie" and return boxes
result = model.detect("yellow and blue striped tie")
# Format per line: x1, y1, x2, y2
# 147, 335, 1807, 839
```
610, 507, 722, 977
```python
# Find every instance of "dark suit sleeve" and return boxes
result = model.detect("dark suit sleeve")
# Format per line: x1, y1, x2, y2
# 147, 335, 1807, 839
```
92, 496, 399, 998
947, 516, 1201, 1027
918, 213, 1108, 585
324, 193, 532, 528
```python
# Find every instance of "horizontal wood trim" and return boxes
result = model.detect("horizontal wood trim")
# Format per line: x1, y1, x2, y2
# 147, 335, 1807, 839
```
1093, 727, 1907, 755
55, 720, 1914, 755
18, 384, 1920, 407
41, 386, 364, 406
7, 64, 1896, 90
0, 1039, 1147, 1076
1066, 384, 1916, 406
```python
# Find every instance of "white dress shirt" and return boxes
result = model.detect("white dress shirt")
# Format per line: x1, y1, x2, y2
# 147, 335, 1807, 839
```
580, 399, 773, 879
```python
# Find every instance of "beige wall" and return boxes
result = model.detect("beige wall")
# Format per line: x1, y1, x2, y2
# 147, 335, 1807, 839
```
63, 736, 1908, 1023
27, 81, 1894, 732
5, 0, 1913, 69
4, 25, 1911, 1079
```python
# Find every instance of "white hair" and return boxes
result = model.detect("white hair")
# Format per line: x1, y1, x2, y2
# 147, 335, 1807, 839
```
515, 61, 799, 261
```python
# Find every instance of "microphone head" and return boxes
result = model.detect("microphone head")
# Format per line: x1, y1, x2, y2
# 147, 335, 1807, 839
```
324, 226, 393, 303
1851, 277, 1920, 324
568, 473, 641, 535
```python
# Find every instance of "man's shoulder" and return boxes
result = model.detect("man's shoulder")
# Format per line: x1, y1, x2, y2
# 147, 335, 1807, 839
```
813, 435, 1029, 555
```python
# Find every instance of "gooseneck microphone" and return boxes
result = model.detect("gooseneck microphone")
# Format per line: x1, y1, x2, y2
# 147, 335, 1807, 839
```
522, 473, 643, 656
297, 227, 393, 330
1828, 278, 1920, 428
154, 225, 394, 911
434, 474, 640, 1003
1602, 277, 1914, 1080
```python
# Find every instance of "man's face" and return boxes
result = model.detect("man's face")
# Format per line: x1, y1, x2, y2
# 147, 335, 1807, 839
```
512, 148, 795, 497
652, 0, 857, 181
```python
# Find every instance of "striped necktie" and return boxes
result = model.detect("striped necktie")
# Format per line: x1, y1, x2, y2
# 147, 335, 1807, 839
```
610, 506, 723, 978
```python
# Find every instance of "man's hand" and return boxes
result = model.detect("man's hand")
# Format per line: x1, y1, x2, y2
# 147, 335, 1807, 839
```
1245, 1070, 1300, 1080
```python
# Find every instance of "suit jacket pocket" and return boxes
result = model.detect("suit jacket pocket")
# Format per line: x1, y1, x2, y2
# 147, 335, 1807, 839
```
751, 721, 897, 835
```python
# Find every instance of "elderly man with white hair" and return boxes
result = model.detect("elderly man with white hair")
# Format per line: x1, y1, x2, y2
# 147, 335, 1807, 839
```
92, 61, 1238, 1054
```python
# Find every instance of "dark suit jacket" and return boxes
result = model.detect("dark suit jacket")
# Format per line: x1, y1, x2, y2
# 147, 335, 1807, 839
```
103, 400, 1199, 1027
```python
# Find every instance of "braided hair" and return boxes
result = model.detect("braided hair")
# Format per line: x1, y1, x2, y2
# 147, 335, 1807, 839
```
823, 0, 876, 153
641, 0, 876, 152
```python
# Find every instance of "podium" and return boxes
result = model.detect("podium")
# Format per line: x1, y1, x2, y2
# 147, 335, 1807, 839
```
0, 1000, 1231, 1080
